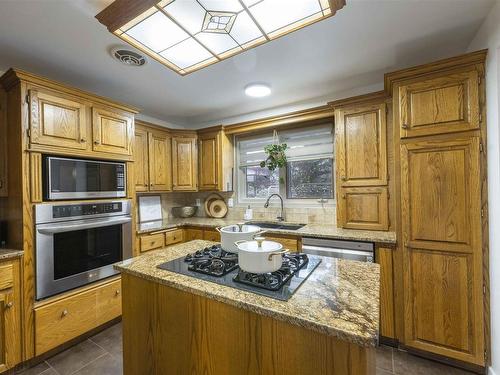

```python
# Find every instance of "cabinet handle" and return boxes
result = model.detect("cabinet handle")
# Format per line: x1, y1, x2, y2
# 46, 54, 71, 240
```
94, 140, 100, 145
341, 176, 346, 181
5, 302, 13, 309
401, 124, 408, 129
150, 183, 153, 187
342, 194, 346, 199
0, 180, 3, 189
115, 290, 121, 296
144, 184, 148, 187
80, 138, 86, 143
61, 309, 68, 317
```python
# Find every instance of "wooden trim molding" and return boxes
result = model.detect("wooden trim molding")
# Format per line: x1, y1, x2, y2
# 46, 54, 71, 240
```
96, 0, 161, 32
223, 105, 334, 135
0, 69, 138, 113
329, 90, 390, 109
384, 49, 487, 95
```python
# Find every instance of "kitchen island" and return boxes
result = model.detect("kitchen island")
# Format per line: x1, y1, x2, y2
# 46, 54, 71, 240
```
115, 240, 380, 375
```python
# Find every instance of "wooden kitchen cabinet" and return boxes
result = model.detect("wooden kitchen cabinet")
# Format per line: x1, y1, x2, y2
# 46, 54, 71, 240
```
198, 128, 234, 191
203, 228, 220, 242
92, 105, 133, 156
397, 68, 480, 138
164, 229, 184, 246
400, 135, 484, 365
28, 87, 88, 151
332, 96, 389, 231
185, 228, 204, 241
134, 122, 172, 192
0, 258, 22, 373
0, 89, 7, 197
172, 134, 198, 191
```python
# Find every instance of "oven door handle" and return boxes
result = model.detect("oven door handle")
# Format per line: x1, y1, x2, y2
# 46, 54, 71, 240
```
37, 216, 132, 234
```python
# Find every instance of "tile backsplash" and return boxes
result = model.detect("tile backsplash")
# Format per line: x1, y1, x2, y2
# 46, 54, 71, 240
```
141, 192, 336, 225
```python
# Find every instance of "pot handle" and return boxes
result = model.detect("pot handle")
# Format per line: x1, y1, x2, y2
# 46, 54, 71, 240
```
215, 227, 222, 233
268, 249, 289, 261
254, 230, 267, 237
234, 240, 248, 248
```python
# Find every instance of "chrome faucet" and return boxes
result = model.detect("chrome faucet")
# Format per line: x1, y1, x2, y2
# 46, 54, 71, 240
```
264, 193, 285, 222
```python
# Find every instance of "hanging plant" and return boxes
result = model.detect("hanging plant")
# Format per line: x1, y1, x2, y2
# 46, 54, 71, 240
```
259, 143, 288, 171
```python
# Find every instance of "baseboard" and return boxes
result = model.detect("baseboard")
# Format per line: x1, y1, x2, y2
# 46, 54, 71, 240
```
489, 367, 497, 375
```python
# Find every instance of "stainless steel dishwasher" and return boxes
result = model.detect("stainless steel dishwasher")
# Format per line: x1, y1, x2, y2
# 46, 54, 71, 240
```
302, 237, 374, 262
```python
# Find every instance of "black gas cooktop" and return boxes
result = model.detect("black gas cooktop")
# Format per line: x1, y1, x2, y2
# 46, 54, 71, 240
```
157, 244, 321, 301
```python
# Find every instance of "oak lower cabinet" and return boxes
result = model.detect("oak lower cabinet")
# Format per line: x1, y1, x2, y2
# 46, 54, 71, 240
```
184, 227, 204, 241
138, 228, 184, 253
172, 134, 197, 191
400, 136, 484, 365
0, 258, 22, 373
35, 277, 122, 355
332, 97, 389, 231
134, 122, 172, 192
198, 128, 234, 191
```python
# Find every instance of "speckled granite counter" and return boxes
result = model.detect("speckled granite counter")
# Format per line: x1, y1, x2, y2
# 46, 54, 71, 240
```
115, 240, 380, 347
0, 249, 23, 260
137, 217, 397, 245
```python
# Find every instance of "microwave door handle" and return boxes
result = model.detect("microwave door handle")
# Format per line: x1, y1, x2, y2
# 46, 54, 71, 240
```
37, 217, 131, 234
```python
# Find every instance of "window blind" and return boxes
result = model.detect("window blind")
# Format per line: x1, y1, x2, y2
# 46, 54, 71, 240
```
237, 133, 275, 167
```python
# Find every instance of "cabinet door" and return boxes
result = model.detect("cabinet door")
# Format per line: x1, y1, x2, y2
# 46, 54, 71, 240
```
336, 103, 387, 186
398, 69, 479, 138
172, 137, 197, 191
148, 131, 171, 191
337, 186, 389, 230
134, 127, 149, 192
198, 133, 219, 191
29, 89, 88, 150
0, 261, 21, 372
401, 136, 484, 365
92, 106, 133, 156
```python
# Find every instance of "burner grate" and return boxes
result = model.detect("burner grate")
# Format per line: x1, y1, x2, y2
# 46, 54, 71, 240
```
185, 244, 238, 277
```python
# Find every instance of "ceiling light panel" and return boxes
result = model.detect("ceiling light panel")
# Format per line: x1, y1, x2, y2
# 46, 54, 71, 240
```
102, 0, 346, 75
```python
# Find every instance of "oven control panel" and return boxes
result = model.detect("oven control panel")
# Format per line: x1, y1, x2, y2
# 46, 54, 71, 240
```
52, 202, 123, 218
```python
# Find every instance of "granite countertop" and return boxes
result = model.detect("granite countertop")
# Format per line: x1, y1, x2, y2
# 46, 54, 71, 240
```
0, 248, 23, 260
137, 217, 397, 245
115, 240, 380, 347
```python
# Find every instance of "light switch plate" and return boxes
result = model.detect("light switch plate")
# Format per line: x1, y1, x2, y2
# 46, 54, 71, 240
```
228, 198, 234, 208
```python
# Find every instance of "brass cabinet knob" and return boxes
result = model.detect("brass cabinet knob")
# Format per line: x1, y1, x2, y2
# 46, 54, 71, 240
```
61, 309, 68, 317
149, 183, 153, 187
115, 290, 121, 296
80, 138, 86, 143
144, 184, 148, 187
402, 124, 408, 129
94, 140, 100, 145
5, 302, 13, 309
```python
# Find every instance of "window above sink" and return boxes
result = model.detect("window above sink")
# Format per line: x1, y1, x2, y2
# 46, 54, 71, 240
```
235, 123, 335, 207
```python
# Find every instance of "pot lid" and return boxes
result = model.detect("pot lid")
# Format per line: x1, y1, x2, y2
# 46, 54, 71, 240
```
235, 237, 282, 252
221, 223, 261, 233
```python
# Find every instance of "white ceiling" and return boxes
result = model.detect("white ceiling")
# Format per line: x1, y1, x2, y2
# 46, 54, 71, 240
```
0, 0, 495, 128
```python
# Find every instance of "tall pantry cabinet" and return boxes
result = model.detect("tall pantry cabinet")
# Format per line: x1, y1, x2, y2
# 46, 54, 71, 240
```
388, 50, 488, 367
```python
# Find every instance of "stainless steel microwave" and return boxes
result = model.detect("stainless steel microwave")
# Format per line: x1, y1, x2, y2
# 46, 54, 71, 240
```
43, 156, 126, 200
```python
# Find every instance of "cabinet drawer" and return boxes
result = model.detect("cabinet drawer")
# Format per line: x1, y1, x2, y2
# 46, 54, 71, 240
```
203, 229, 220, 242
96, 279, 122, 325
185, 229, 204, 242
165, 229, 183, 246
0, 263, 13, 290
265, 236, 299, 252
35, 289, 97, 355
140, 233, 165, 252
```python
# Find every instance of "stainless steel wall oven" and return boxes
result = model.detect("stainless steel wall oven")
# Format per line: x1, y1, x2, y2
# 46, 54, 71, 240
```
35, 200, 132, 300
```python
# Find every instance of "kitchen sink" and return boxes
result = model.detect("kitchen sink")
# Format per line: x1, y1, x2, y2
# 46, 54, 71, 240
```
248, 222, 306, 231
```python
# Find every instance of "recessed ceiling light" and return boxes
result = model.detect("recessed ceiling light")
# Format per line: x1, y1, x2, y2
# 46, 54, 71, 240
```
245, 83, 271, 98
96, 0, 346, 75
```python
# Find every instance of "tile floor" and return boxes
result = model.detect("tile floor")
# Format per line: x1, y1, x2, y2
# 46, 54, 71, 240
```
17, 323, 476, 375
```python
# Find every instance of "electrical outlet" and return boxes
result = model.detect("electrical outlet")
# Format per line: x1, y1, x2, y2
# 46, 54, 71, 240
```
228, 198, 234, 208
195, 199, 201, 206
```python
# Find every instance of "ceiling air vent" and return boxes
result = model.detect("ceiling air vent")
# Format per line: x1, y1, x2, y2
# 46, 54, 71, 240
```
111, 48, 147, 66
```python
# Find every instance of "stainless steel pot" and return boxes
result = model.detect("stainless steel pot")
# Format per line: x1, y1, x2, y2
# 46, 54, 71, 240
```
216, 223, 265, 253
234, 237, 289, 273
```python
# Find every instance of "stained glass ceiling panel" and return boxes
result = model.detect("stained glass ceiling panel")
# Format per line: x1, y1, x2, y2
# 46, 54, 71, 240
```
99, 0, 346, 75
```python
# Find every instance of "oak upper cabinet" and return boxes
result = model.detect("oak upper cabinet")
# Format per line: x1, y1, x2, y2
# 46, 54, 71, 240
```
28, 88, 88, 150
172, 134, 197, 191
198, 128, 234, 191
0, 258, 22, 373
400, 136, 484, 365
397, 68, 480, 138
134, 122, 171, 192
92, 106, 133, 156
333, 98, 389, 231
134, 126, 149, 192
148, 130, 171, 191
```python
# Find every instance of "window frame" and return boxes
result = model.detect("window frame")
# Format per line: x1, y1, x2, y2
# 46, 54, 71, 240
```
234, 129, 336, 208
